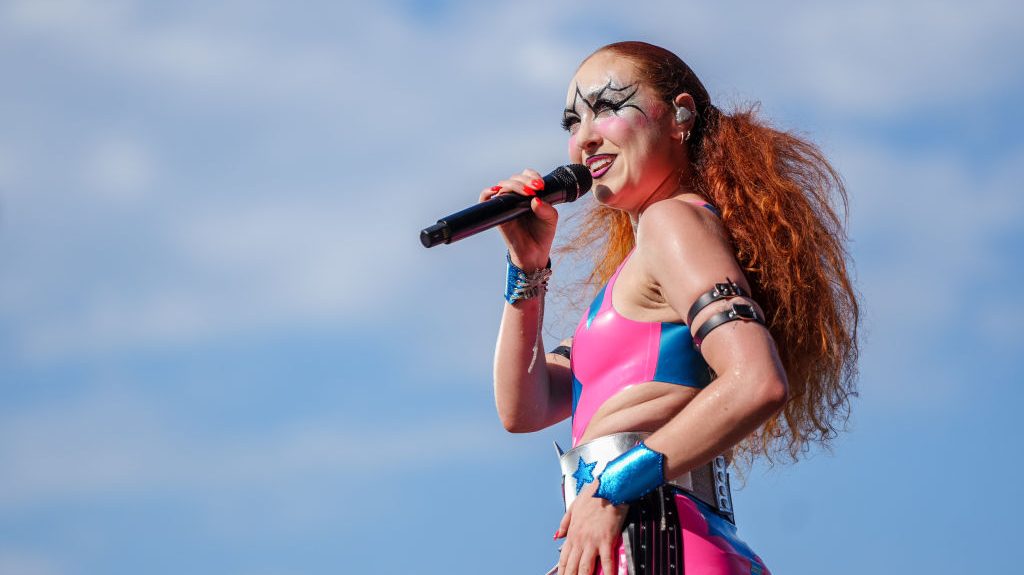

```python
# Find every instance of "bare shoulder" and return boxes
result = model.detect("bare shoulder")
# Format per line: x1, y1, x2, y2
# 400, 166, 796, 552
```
634, 198, 749, 316
636, 199, 736, 275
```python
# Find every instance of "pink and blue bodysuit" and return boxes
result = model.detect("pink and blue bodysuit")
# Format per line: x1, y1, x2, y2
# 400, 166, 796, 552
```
565, 202, 772, 575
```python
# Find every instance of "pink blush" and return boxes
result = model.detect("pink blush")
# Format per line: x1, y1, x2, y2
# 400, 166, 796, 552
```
595, 116, 634, 141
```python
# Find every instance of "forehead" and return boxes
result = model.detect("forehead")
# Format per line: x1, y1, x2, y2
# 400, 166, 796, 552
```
565, 52, 643, 102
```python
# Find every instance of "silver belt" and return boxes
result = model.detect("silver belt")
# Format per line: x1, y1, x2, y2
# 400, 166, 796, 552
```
556, 432, 735, 522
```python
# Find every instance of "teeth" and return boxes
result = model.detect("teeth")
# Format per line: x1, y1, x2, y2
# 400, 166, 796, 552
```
589, 157, 613, 172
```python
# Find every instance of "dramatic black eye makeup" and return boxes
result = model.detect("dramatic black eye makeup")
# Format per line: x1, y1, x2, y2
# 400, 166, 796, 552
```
561, 81, 647, 132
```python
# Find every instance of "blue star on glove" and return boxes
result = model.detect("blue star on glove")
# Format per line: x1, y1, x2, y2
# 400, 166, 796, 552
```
572, 456, 598, 495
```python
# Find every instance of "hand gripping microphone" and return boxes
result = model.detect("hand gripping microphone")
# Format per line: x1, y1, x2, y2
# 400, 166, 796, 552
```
420, 164, 593, 248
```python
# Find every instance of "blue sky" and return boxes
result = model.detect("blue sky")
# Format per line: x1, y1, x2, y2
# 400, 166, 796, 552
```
1, 1, 1021, 573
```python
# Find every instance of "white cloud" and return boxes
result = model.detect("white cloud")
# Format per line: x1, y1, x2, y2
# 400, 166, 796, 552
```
0, 0, 419, 110
81, 133, 156, 201
0, 388, 513, 508
637, 0, 1023, 118
4, 0, 129, 32
14, 190, 419, 359
4, 0, 1021, 119
1, 0, 1020, 369
835, 138, 1023, 407
0, 4, 1019, 573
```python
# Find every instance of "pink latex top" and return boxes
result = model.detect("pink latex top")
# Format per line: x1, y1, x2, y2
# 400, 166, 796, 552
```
568, 235, 711, 446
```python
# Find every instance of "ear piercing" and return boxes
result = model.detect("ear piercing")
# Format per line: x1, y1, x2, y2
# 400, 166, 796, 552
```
676, 106, 693, 143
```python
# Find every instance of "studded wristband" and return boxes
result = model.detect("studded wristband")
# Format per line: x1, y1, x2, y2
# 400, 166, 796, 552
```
505, 252, 552, 305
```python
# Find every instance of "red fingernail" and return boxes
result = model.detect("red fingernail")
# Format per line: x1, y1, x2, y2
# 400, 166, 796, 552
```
553, 529, 561, 540
490, 185, 502, 192
523, 186, 536, 196
531, 178, 545, 190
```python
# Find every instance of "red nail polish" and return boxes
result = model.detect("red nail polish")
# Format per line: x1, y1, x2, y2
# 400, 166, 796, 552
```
523, 186, 536, 196
490, 185, 502, 192
532, 178, 545, 190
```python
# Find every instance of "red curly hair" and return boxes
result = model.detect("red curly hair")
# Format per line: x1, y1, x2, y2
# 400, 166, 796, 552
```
563, 41, 860, 465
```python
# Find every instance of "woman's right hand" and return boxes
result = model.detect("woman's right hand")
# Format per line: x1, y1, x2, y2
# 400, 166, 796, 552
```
479, 168, 559, 270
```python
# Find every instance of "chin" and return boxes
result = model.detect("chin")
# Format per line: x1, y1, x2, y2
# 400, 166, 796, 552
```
592, 184, 615, 205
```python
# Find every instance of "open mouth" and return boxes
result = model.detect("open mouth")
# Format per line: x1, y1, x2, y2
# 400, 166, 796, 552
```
586, 154, 616, 179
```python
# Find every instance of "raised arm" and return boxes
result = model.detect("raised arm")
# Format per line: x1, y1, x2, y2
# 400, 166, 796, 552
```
482, 169, 574, 433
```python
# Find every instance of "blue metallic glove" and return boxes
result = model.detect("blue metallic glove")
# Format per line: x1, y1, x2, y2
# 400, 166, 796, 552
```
593, 441, 665, 506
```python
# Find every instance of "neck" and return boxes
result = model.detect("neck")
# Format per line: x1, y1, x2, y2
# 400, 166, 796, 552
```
628, 166, 698, 222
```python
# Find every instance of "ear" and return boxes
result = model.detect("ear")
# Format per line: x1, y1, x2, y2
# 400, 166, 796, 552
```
671, 93, 697, 139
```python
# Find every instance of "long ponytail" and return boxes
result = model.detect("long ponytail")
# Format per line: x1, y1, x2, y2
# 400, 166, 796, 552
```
699, 105, 859, 464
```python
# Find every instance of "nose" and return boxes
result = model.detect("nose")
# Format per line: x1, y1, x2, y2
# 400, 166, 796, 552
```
574, 118, 603, 155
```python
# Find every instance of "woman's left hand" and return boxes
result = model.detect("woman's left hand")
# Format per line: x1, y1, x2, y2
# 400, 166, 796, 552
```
555, 480, 629, 575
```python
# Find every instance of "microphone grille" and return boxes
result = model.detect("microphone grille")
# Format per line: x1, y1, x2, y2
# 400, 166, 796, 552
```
554, 164, 593, 202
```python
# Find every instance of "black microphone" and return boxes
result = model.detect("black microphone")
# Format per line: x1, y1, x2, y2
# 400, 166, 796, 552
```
420, 164, 593, 248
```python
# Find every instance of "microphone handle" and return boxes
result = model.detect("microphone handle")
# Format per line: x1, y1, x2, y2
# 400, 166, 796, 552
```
439, 193, 533, 244
420, 182, 574, 248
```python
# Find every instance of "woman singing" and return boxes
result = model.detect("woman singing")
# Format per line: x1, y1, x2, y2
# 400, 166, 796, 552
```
480, 41, 859, 575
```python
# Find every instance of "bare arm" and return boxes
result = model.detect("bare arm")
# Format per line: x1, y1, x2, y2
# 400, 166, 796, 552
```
482, 169, 574, 433
636, 199, 788, 474
493, 299, 573, 432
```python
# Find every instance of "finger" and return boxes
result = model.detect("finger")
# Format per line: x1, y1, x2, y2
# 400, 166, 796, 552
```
508, 173, 536, 185
531, 196, 559, 223
479, 185, 503, 202
505, 175, 540, 196
495, 178, 538, 197
522, 168, 543, 181
483, 176, 534, 200
521, 168, 545, 191
555, 511, 572, 539
558, 540, 572, 575
578, 546, 598, 575
599, 543, 617, 575
564, 543, 583, 575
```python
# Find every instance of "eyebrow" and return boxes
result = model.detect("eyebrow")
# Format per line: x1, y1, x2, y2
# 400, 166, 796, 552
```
564, 81, 642, 115
583, 82, 638, 102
